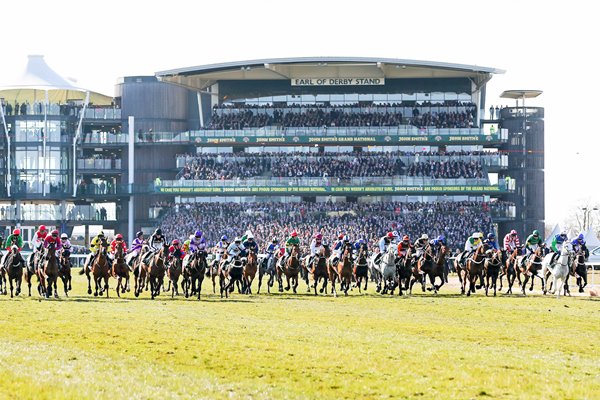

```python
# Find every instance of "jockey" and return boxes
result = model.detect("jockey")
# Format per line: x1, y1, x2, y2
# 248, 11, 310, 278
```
375, 232, 395, 264
109, 234, 128, 260
59, 233, 72, 258
126, 231, 145, 268
86, 231, 106, 269
242, 232, 258, 257
457, 232, 482, 265
413, 234, 430, 259
310, 233, 324, 257
30, 225, 48, 270
549, 231, 569, 264
43, 229, 62, 259
189, 230, 207, 256
1, 228, 24, 270
331, 233, 347, 265
225, 237, 244, 267
183, 235, 191, 254
168, 239, 185, 261
483, 233, 499, 252
353, 238, 368, 255
142, 228, 166, 264
397, 235, 411, 258
570, 233, 589, 258
524, 230, 543, 256
503, 229, 521, 254
392, 230, 400, 245
265, 238, 280, 268
285, 231, 300, 256
213, 235, 229, 264
429, 234, 446, 255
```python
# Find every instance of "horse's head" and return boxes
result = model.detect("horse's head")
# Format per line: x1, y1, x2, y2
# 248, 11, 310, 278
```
290, 244, 300, 258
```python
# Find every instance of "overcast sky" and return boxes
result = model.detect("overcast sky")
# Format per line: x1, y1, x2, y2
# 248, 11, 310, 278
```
1, 0, 598, 226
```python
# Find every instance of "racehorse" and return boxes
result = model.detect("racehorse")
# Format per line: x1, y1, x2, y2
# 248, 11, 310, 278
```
5, 246, 25, 297
57, 248, 73, 297
518, 245, 546, 295
206, 255, 221, 294
257, 252, 277, 294
166, 254, 183, 298
330, 244, 353, 297
220, 255, 244, 298
182, 251, 206, 299
112, 244, 130, 298
242, 251, 258, 294
464, 245, 486, 296
484, 249, 503, 296
309, 245, 330, 295
23, 250, 39, 296
542, 245, 571, 298
499, 246, 520, 294
421, 245, 449, 294
38, 242, 59, 299
91, 240, 111, 298
396, 247, 414, 295
277, 244, 300, 294
571, 247, 588, 293
353, 246, 369, 293
377, 244, 398, 295
147, 243, 168, 299
133, 245, 149, 297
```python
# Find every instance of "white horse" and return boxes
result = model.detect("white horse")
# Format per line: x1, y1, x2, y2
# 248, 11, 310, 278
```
374, 245, 397, 294
542, 245, 571, 298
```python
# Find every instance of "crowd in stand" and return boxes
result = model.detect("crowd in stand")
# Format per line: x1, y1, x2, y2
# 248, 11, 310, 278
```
177, 151, 489, 180
207, 108, 476, 130
156, 200, 505, 251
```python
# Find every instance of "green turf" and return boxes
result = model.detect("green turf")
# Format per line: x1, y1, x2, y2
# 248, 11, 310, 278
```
0, 274, 598, 400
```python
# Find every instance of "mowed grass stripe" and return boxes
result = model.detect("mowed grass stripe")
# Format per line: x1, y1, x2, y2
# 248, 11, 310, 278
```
0, 275, 598, 399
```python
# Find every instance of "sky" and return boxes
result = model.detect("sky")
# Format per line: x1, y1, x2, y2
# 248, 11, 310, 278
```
1, 0, 598, 226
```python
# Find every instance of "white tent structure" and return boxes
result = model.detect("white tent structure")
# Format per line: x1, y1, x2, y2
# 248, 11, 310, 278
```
545, 224, 561, 244
0, 55, 112, 197
584, 227, 600, 248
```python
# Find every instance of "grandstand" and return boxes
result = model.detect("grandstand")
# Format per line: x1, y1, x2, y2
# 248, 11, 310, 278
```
1, 57, 544, 246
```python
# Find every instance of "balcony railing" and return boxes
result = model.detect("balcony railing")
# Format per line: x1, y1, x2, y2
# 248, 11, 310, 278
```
77, 158, 122, 170
83, 108, 122, 120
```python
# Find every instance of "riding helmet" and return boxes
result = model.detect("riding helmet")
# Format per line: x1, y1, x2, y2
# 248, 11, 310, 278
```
221, 235, 228, 241
51, 229, 59, 237
115, 234, 123, 240
13, 229, 20, 236
195, 230, 202, 238
172, 239, 180, 245
39, 225, 47, 232
533, 230, 540, 237
61, 233, 68, 239
291, 231, 298, 237
316, 233, 323, 240
155, 228, 162, 236
578, 233, 584, 240
272, 238, 279, 243
487, 233, 495, 239
510, 229, 517, 236
402, 235, 409, 241
136, 231, 144, 237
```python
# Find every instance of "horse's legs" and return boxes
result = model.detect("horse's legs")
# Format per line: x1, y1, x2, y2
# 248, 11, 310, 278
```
284, 275, 291, 292
63, 275, 69, 297
257, 271, 263, 294
521, 275, 529, 295
498, 269, 505, 291
87, 270, 92, 295
485, 274, 490, 296
116, 277, 121, 297
9, 276, 14, 298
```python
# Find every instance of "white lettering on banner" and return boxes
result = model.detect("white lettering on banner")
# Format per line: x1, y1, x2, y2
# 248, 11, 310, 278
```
291, 78, 385, 86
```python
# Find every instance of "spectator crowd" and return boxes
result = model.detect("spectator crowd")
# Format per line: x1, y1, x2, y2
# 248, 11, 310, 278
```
154, 200, 510, 252
177, 151, 489, 180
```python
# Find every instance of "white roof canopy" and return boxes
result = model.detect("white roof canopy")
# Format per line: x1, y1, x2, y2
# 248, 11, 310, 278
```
0, 55, 112, 105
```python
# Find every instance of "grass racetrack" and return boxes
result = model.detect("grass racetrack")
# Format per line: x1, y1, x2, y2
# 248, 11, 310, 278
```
0, 274, 598, 399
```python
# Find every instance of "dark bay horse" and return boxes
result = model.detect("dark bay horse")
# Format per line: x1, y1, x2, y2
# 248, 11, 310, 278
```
147, 244, 168, 300
23, 251, 38, 296
518, 245, 545, 295
167, 255, 183, 298
112, 245, 130, 298
499, 246, 520, 294
484, 249, 503, 296
330, 243, 353, 297
182, 251, 206, 299
310, 245, 330, 295
422, 245, 449, 294
277, 244, 300, 293
242, 251, 258, 294
353, 246, 369, 293
57, 249, 73, 297
571, 247, 588, 293
133, 246, 149, 297
91, 240, 111, 298
5, 246, 25, 297
396, 247, 413, 296
220, 255, 244, 298
257, 253, 277, 294
465, 245, 486, 296
38, 243, 59, 299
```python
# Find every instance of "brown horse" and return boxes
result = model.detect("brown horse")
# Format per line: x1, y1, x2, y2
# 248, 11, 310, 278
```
499, 246, 520, 294
133, 245, 149, 297
518, 245, 545, 295
91, 240, 111, 298
353, 246, 369, 293
309, 245, 330, 295
57, 250, 72, 297
166, 255, 183, 298
5, 246, 25, 298
571, 247, 588, 293
396, 247, 414, 295
182, 251, 206, 299
147, 244, 168, 300
329, 243, 353, 297
112, 244, 130, 298
277, 244, 300, 293
207, 254, 221, 294
464, 245, 486, 296
484, 249, 503, 296
421, 245, 448, 294
38, 242, 59, 299
242, 251, 258, 294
